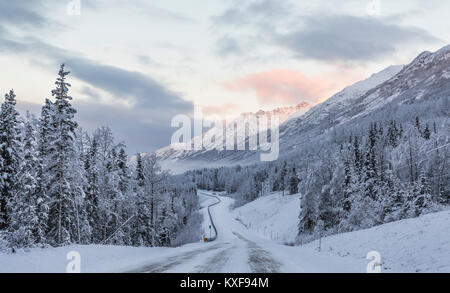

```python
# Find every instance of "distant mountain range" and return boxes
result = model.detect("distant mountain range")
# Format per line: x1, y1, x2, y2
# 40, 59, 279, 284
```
156, 45, 450, 173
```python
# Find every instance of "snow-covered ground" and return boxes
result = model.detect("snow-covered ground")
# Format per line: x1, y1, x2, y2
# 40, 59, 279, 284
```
303, 210, 450, 272
1, 190, 448, 273
0, 242, 205, 273
233, 191, 450, 273
233, 191, 300, 244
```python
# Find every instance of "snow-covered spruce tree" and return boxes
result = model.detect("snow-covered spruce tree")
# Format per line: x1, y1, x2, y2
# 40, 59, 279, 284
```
280, 161, 287, 196
341, 157, 353, 218
423, 124, 431, 140
102, 147, 126, 245
380, 168, 410, 223
84, 137, 102, 243
73, 127, 91, 245
387, 120, 400, 148
362, 123, 379, 201
36, 99, 55, 241
298, 167, 322, 236
340, 165, 365, 231
412, 170, 436, 217
46, 64, 88, 246
39, 99, 55, 159
288, 167, 299, 195
95, 127, 126, 244
377, 168, 397, 223
117, 147, 131, 196
298, 190, 317, 236
132, 153, 151, 246
0, 90, 22, 231
35, 100, 56, 244
7, 113, 41, 248
355, 124, 381, 228
155, 199, 177, 247
142, 153, 166, 246
116, 146, 133, 245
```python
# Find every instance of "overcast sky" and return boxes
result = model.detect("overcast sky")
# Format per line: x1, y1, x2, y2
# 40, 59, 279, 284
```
0, 0, 449, 152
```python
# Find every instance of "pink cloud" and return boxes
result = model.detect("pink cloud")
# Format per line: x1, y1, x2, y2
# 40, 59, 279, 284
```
201, 103, 239, 117
220, 69, 361, 106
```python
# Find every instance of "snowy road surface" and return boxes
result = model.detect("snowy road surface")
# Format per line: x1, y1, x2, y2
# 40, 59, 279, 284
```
125, 190, 366, 273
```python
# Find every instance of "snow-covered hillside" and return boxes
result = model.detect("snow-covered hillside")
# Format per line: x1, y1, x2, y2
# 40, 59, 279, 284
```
233, 192, 300, 244
287, 65, 403, 129
304, 210, 450, 273
233, 192, 450, 273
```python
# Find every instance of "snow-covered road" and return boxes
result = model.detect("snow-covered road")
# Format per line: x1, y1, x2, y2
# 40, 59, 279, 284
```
126, 191, 365, 273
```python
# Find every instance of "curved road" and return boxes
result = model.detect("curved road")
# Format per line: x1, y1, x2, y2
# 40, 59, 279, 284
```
202, 193, 220, 242
127, 190, 281, 273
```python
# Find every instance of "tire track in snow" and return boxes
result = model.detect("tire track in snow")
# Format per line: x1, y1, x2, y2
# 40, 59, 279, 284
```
192, 244, 234, 273
233, 232, 281, 273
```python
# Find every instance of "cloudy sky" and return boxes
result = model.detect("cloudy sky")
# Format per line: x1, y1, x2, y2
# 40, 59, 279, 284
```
0, 0, 449, 152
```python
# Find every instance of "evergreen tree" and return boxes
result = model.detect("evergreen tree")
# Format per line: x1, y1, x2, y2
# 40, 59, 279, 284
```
46, 64, 86, 246
133, 153, 151, 246
377, 168, 397, 223
84, 137, 101, 243
116, 147, 132, 245
117, 147, 130, 195
318, 185, 338, 230
415, 116, 421, 131
298, 191, 317, 235
362, 124, 378, 201
342, 158, 358, 218
353, 136, 362, 175
0, 90, 22, 230
413, 171, 435, 216
280, 161, 287, 196
135, 153, 145, 187
288, 167, 299, 195
423, 124, 431, 140
7, 114, 41, 248
39, 99, 55, 159
103, 147, 126, 245
155, 199, 176, 247
388, 120, 399, 148
35, 100, 56, 244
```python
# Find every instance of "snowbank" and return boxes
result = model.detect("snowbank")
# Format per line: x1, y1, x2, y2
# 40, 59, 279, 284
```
304, 210, 450, 272
0, 242, 211, 273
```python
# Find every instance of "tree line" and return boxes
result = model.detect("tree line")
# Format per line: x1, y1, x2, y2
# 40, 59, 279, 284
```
0, 64, 201, 251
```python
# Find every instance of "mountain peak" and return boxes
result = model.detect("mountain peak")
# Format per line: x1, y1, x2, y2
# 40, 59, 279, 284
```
435, 44, 450, 54
241, 102, 310, 119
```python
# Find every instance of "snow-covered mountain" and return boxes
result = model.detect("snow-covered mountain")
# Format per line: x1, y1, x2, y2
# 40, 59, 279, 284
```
243, 102, 311, 123
279, 45, 450, 152
156, 102, 310, 171
157, 45, 450, 173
